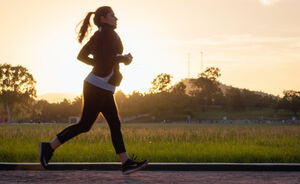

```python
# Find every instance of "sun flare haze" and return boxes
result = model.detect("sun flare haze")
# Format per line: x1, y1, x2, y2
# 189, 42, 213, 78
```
0, 0, 299, 99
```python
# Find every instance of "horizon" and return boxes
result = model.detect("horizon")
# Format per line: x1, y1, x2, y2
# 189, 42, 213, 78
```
37, 78, 281, 103
1, 0, 300, 97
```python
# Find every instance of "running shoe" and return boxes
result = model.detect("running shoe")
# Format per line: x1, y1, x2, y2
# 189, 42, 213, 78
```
122, 154, 149, 175
39, 142, 54, 169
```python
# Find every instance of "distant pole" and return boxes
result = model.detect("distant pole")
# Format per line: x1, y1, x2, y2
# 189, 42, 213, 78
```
187, 53, 191, 78
200, 51, 203, 73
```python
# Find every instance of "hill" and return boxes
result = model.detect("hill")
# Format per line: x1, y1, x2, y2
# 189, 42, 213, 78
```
181, 78, 280, 100
37, 92, 80, 103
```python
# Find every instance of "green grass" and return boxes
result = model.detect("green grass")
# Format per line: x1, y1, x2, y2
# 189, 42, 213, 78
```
0, 123, 300, 163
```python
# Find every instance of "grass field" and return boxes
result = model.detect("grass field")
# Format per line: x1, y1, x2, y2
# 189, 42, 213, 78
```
0, 123, 300, 163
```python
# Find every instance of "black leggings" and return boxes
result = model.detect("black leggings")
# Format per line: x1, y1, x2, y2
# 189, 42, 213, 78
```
56, 81, 126, 154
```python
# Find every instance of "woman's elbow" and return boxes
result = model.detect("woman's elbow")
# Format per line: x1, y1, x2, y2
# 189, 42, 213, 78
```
77, 53, 86, 61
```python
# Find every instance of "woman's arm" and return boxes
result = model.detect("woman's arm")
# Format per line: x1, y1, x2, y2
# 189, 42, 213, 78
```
101, 31, 131, 65
113, 55, 131, 65
77, 40, 94, 66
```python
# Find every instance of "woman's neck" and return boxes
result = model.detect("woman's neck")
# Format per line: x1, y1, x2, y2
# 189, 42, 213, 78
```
100, 23, 116, 29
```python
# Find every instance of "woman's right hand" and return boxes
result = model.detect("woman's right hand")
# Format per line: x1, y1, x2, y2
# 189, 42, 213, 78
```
124, 53, 133, 65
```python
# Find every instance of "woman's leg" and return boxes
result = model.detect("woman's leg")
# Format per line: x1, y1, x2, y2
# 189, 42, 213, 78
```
52, 82, 100, 150
40, 90, 99, 168
101, 94, 129, 163
118, 152, 129, 164
54, 102, 100, 149
50, 137, 61, 150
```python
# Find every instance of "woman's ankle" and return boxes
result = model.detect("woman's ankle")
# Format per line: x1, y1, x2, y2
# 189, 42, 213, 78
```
50, 137, 61, 150
118, 152, 129, 164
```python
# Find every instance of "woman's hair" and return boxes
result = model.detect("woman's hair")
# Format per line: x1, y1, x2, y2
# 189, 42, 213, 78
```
76, 6, 112, 44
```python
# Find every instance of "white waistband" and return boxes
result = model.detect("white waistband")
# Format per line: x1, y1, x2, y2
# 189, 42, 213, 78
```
84, 73, 116, 93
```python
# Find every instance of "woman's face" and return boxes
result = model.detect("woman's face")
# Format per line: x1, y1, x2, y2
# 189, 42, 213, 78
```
101, 10, 118, 27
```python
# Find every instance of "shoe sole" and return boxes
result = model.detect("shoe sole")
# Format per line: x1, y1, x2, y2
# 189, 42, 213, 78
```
122, 160, 149, 175
39, 142, 48, 169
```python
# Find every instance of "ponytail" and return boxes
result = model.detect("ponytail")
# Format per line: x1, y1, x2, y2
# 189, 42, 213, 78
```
76, 6, 113, 44
76, 12, 94, 44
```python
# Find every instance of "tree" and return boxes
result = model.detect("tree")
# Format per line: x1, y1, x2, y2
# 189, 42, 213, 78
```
199, 67, 221, 82
114, 90, 127, 105
127, 91, 146, 115
71, 96, 83, 116
278, 90, 300, 116
31, 99, 50, 121
149, 73, 173, 93
0, 63, 36, 122
225, 87, 245, 110
191, 67, 223, 110
170, 81, 186, 96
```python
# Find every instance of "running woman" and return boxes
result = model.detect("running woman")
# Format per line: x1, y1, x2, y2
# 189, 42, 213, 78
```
39, 6, 149, 175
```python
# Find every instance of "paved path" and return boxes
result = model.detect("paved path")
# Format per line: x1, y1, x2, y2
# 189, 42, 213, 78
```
1, 171, 300, 184
2, 162, 300, 171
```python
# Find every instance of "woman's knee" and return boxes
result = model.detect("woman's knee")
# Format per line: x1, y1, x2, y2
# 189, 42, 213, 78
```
76, 121, 93, 133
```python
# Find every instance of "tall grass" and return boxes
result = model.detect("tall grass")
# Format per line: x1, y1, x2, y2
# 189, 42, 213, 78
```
0, 123, 300, 163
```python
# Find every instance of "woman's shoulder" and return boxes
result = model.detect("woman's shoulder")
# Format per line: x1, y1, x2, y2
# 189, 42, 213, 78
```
90, 31, 101, 40
101, 29, 120, 43
101, 28, 118, 36
89, 30, 116, 43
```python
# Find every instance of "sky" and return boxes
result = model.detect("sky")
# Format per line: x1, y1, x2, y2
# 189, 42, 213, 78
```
0, 0, 300, 97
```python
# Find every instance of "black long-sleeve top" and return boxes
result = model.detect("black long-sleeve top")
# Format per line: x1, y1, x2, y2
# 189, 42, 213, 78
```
77, 23, 127, 81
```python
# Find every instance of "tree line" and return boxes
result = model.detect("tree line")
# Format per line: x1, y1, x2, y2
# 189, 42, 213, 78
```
0, 63, 299, 123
